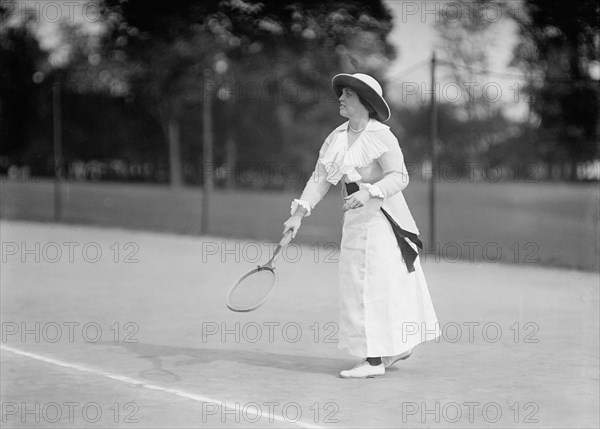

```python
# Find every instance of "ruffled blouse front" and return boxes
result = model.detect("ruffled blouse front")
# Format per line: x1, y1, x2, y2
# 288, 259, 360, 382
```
291, 119, 391, 216
319, 120, 390, 186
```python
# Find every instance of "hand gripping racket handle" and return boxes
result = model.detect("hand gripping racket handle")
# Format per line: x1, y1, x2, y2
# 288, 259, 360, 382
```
265, 230, 293, 268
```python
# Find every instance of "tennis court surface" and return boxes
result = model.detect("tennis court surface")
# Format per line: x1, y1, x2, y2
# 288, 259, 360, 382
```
1, 220, 598, 427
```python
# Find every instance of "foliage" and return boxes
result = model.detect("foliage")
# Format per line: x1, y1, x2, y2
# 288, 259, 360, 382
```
97, 0, 396, 184
0, 14, 49, 162
510, 0, 599, 173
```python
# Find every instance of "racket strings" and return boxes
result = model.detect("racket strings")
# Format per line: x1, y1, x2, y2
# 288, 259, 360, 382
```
227, 268, 276, 311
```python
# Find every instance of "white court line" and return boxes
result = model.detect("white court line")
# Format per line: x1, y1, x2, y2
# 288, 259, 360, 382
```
1, 345, 325, 429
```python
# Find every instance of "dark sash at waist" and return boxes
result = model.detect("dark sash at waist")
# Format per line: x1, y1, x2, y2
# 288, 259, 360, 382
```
346, 182, 423, 273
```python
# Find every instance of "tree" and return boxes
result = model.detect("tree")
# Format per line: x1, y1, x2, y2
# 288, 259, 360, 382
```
100, 0, 396, 187
435, 0, 498, 118
99, 1, 220, 186
434, 0, 505, 165
510, 0, 599, 177
0, 10, 49, 166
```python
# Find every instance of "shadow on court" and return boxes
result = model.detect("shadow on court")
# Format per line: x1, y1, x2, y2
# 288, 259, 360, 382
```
96, 340, 353, 378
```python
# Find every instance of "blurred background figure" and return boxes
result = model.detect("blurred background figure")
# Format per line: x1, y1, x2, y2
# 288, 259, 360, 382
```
1, 0, 598, 271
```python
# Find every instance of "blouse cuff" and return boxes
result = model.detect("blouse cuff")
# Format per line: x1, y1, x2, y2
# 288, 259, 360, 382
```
290, 199, 312, 216
360, 183, 385, 199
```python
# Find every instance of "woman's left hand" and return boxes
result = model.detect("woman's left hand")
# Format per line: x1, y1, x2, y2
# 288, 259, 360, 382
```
342, 189, 371, 211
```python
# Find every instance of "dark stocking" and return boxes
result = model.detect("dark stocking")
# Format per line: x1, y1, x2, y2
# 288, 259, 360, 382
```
366, 357, 382, 366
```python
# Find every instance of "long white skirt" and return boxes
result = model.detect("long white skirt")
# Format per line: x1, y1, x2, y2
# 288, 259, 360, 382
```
338, 198, 440, 357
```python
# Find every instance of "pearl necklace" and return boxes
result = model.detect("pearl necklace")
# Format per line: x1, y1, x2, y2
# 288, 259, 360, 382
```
348, 122, 367, 133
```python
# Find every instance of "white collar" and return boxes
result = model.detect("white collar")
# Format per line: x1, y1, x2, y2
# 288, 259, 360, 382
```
333, 118, 389, 133
320, 119, 390, 185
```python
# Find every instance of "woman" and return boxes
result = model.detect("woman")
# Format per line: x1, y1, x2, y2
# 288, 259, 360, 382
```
283, 73, 440, 378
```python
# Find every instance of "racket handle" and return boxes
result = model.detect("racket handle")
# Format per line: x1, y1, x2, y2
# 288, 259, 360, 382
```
268, 230, 293, 267
279, 229, 293, 246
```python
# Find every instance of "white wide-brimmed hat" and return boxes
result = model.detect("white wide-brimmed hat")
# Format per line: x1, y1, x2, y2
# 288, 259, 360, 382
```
332, 73, 391, 122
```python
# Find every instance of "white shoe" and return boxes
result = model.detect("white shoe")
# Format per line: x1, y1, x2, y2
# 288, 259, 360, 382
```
382, 349, 413, 368
339, 360, 385, 379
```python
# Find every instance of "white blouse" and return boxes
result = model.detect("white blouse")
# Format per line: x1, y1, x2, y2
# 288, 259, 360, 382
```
291, 119, 411, 218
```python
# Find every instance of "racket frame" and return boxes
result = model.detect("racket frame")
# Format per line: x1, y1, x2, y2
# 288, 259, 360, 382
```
225, 266, 277, 312
225, 230, 293, 312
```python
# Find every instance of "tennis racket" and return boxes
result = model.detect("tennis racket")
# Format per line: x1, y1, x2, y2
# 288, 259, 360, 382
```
226, 230, 293, 312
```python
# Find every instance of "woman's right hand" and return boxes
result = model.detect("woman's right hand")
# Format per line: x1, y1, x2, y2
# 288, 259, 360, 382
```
283, 215, 302, 239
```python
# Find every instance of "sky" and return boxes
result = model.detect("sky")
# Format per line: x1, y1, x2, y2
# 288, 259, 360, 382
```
383, 0, 529, 120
